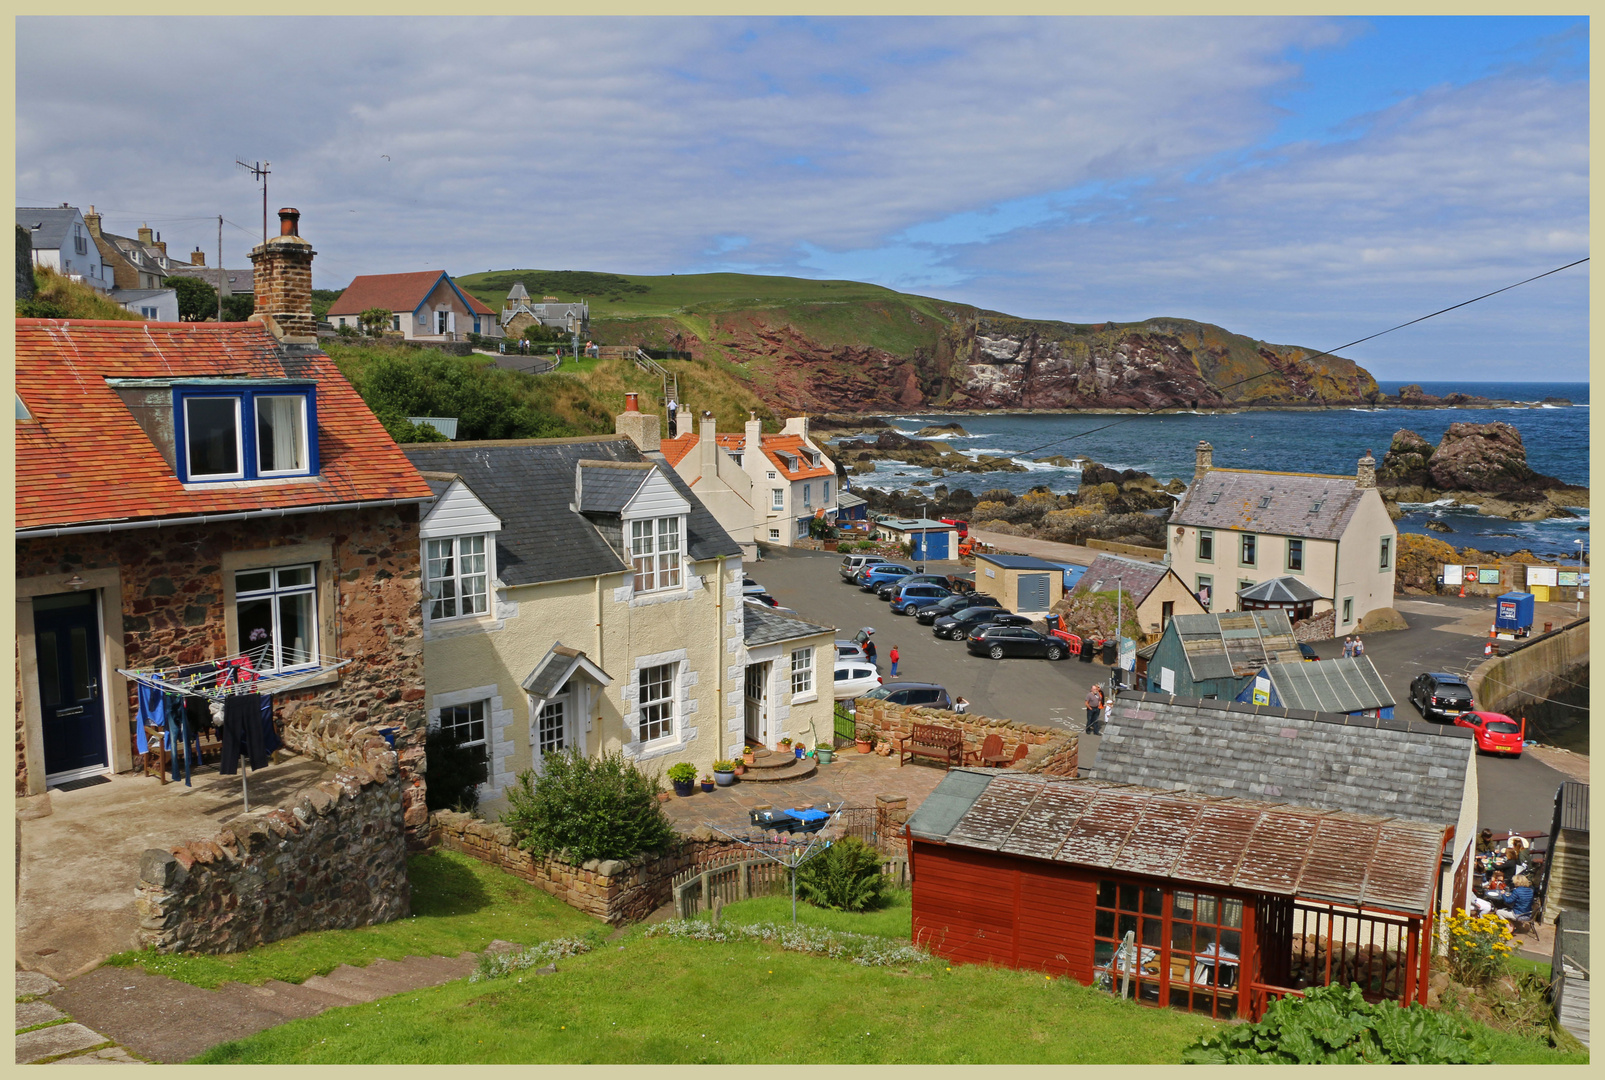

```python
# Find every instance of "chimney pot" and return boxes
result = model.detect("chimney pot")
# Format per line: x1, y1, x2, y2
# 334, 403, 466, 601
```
625, 392, 639, 413
278, 208, 300, 237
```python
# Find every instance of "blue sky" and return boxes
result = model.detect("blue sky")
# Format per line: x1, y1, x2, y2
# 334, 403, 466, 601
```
16, 16, 1588, 381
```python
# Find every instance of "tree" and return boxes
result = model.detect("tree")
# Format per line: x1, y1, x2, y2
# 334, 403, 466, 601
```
16, 223, 34, 300
171, 275, 219, 321
359, 307, 393, 336
221, 292, 254, 322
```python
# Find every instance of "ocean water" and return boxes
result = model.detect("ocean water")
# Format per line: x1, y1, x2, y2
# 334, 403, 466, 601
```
834, 382, 1590, 560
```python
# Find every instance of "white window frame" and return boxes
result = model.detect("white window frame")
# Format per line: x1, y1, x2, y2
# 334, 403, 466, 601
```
630, 516, 683, 594
535, 690, 568, 759
253, 394, 311, 477
790, 647, 815, 700
1379, 536, 1392, 571
769, 528, 780, 540
436, 698, 489, 759
183, 395, 245, 480
234, 563, 319, 672
637, 662, 677, 745
425, 534, 490, 620
772, 488, 785, 511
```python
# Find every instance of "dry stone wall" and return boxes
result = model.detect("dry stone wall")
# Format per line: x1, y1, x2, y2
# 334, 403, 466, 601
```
851, 699, 1078, 775
133, 715, 410, 954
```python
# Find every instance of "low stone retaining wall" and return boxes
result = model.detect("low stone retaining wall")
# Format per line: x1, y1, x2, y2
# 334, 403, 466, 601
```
133, 714, 410, 954
1470, 617, 1589, 716
1086, 538, 1167, 559
850, 700, 1078, 775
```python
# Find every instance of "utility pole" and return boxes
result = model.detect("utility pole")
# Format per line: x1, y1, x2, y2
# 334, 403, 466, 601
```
216, 215, 223, 323
236, 159, 271, 243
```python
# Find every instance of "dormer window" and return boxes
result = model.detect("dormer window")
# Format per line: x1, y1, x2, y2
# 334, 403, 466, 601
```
175, 383, 317, 483
630, 516, 682, 593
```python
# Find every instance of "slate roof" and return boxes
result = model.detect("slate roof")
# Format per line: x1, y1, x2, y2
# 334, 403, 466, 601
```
836, 490, 868, 509
14, 319, 433, 532
1172, 468, 1367, 541
17, 206, 80, 252
1264, 656, 1394, 714
165, 264, 255, 296
1076, 553, 1169, 604
576, 460, 653, 515
743, 605, 833, 647
977, 554, 1063, 571
1087, 691, 1474, 828
108, 288, 171, 303
906, 771, 1449, 916
1168, 610, 1302, 681
506, 282, 531, 302
400, 437, 740, 588
1239, 575, 1326, 603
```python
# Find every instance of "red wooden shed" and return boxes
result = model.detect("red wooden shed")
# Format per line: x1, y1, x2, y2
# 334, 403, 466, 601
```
906, 772, 1451, 1021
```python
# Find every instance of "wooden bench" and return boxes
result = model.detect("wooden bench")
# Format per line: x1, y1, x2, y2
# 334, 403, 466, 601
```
897, 723, 965, 769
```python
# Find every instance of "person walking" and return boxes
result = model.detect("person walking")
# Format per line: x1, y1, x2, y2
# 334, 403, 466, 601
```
864, 638, 878, 670
889, 646, 900, 678
953, 696, 970, 715
1085, 683, 1105, 734
1341, 635, 1354, 658
668, 397, 679, 436
1352, 636, 1365, 658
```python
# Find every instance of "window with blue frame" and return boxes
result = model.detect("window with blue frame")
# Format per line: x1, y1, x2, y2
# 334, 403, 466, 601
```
176, 384, 317, 482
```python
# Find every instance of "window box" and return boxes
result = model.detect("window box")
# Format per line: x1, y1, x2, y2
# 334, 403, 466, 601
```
175, 383, 317, 483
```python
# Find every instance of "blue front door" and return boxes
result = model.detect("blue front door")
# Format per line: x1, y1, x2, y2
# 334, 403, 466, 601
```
33, 592, 109, 778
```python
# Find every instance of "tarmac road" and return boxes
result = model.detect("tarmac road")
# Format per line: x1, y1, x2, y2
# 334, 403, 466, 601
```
751, 547, 1577, 835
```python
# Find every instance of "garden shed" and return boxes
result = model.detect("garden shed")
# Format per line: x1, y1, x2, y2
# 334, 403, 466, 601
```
907, 772, 1450, 1022
1137, 610, 1302, 699
874, 517, 956, 561
974, 553, 1065, 616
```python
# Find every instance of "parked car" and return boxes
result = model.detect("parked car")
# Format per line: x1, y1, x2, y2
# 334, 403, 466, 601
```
917, 592, 1000, 625
745, 593, 782, 608
876, 572, 948, 600
851, 681, 952, 713
1455, 711, 1525, 756
835, 640, 869, 662
1409, 672, 1475, 721
742, 578, 767, 597
1298, 643, 1320, 661
858, 563, 916, 591
966, 624, 1069, 661
932, 607, 1033, 640
833, 663, 882, 701
840, 554, 893, 582
890, 583, 953, 615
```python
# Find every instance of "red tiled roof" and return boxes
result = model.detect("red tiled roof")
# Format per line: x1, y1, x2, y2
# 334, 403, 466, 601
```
658, 431, 833, 479
14, 318, 433, 531
463, 292, 496, 316
327, 271, 452, 316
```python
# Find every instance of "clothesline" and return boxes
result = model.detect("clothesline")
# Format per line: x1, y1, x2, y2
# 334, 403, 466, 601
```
117, 644, 352, 702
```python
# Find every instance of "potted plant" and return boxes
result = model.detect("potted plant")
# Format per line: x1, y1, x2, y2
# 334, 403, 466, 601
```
815, 743, 834, 765
699, 774, 716, 793
667, 762, 697, 797
793, 743, 807, 760
855, 724, 874, 754
742, 746, 756, 765
778, 737, 793, 753
713, 759, 738, 786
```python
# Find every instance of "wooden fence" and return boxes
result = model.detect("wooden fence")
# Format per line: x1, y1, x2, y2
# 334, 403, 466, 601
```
672, 851, 910, 920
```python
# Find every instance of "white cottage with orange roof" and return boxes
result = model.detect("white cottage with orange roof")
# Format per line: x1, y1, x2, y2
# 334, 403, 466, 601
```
656, 411, 839, 551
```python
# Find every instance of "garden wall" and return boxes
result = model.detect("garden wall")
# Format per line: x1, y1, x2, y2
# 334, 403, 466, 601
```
133, 713, 410, 954
850, 700, 1079, 776
1469, 617, 1589, 716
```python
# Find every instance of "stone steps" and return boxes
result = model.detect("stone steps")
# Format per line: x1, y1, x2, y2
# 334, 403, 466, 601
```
736, 758, 817, 783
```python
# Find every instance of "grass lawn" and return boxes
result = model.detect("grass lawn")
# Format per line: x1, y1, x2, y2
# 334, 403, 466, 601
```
104, 850, 604, 989
712, 890, 913, 940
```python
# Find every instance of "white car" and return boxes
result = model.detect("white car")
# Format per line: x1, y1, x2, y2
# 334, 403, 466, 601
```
833, 663, 882, 701
835, 640, 869, 662
742, 578, 766, 597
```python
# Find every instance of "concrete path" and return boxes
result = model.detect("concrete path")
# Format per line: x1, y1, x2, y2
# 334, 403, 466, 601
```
18, 952, 478, 1064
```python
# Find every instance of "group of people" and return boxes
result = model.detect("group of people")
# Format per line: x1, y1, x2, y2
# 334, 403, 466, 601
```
1468, 828, 1537, 924
1341, 635, 1367, 658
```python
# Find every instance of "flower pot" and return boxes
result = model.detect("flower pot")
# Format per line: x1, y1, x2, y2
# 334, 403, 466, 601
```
700, 780, 715, 793
856, 738, 874, 754
794, 747, 806, 760
816, 745, 834, 764
742, 751, 755, 765
672, 779, 695, 797
733, 763, 746, 776
715, 770, 737, 786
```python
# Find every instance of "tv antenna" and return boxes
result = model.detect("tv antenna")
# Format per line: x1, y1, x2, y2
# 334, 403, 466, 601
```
235, 159, 271, 243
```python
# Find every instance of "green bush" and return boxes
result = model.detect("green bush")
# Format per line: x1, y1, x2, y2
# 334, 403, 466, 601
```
1182, 984, 1491, 1064
425, 726, 487, 814
796, 837, 889, 913
666, 762, 698, 783
501, 750, 675, 863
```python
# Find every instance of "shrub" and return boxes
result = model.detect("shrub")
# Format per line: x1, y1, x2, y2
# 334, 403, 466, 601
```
796, 837, 889, 913
500, 749, 675, 863
1442, 909, 1516, 986
469, 935, 599, 982
424, 726, 487, 814
712, 759, 736, 773
1182, 983, 1491, 1064
666, 762, 698, 783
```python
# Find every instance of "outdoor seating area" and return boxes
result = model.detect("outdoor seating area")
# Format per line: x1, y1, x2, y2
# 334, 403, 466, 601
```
897, 723, 965, 768
1470, 830, 1546, 936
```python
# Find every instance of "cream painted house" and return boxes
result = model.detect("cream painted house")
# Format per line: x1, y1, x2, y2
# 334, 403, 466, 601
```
403, 427, 834, 814
1167, 442, 1397, 637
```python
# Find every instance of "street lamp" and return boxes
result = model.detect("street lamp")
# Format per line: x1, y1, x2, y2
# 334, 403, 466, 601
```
1576, 539, 1586, 615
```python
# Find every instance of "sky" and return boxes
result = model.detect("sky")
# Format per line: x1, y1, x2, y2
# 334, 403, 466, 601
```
15, 16, 1589, 381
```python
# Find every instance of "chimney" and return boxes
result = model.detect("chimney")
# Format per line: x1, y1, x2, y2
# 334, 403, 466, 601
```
700, 410, 718, 476
84, 206, 101, 237
781, 415, 810, 443
190, 248, 206, 266
744, 410, 764, 458
614, 394, 660, 453
153, 232, 166, 257
247, 208, 317, 341
1356, 449, 1376, 490
137, 224, 154, 245
1194, 440, 1214, 481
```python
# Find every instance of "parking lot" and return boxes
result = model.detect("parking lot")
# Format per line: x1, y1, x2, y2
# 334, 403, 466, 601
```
749, 546, 1579, 834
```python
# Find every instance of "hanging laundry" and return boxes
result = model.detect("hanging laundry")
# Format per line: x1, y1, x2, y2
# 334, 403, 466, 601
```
220, 693, 267, 775
135, 684, 166, 755
259, 695, 280, 756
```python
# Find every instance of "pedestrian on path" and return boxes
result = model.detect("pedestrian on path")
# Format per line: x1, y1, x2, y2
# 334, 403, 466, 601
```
954, 696, 970, 715
1352, 636, 1365, 657
668, 397, 679, 435
889, 646, 900, 677
1085, 683, 1105, 734
1342, 635, 1355, 657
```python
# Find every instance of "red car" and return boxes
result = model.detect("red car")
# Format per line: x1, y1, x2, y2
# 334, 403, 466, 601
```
1455, 711, 1525, 756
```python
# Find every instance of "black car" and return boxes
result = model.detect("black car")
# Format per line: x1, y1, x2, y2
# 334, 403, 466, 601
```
1298, 643, 1320, 662
932, 607, 1033, 640
876, 572, 949, 600
916, 592, 1000, 625
966, 625, 1068, 660
1410, 672, 1474, 721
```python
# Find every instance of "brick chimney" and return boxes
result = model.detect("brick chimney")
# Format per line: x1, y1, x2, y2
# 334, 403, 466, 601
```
1194, 440, 1214, 481
153, 232, 166, 258
190, 248, 205, 266
1356, 449, 1376, 490
700, 411, 718, 477
83, 206, 102, 237
614, 391, 660, 453
248, 208, 317, 342
137, 224, 154, 245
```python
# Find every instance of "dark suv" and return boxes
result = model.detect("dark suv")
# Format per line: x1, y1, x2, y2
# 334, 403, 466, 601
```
916, 592, 1000, 625
849, 681, 952, 714
1409, 672, 1474, 721
933, 607, 1032, 641
966, 624, 1068, 660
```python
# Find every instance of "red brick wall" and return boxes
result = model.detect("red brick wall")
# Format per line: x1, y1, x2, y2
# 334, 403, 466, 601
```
15, 506, 429, 841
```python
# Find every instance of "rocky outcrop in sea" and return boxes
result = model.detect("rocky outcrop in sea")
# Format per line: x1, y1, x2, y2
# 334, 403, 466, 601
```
1378, 422, 1588, 522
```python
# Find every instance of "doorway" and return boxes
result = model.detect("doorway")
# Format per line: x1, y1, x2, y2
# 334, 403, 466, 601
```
744, 662, 769, 747
33, 591, 109, 782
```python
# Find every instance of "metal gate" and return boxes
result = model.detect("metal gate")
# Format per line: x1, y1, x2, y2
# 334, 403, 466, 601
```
1018, 573, 1050, 612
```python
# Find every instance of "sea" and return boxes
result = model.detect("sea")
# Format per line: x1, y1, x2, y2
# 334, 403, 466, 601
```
833, 381, 1590, 561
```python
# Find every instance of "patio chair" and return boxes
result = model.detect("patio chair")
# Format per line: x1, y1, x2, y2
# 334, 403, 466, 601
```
1009, 743, 1030, 766
966, 733, 1004, 766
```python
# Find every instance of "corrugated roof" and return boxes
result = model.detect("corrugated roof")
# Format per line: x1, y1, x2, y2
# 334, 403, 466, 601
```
1239, 575, 1326, 603
1265, 656, 1394, 713
743, 605, 833, 647
915, 771, 1448, 915
1089, 692, 1473, 828
1076, 553, 1169, 605
1171, 469, 1369, 541
1169, 610, 1302, 681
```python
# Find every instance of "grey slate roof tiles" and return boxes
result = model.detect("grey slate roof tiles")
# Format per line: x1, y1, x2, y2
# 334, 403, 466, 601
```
575, 460, 652, 515
743, 605, 834, 647
1076, 553, 1169, 604
17, 207, 80, 252
1088, 691, 1473, 828
1172, 468, 1365, 540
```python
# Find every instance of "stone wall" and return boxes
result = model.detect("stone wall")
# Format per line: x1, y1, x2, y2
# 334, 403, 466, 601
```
850, 699, 1078, 775
1293, 609, 1336, 643
429, 811, 751, 926
134, 715, 409, 953
1470, 617, 1590, 716
15, 505, 429, 843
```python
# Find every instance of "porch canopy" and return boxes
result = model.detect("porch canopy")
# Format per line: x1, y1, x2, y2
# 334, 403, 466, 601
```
521, 643, 612, 714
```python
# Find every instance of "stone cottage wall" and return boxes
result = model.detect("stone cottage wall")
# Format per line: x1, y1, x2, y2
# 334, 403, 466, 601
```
851, 699, 1079, 775
14, 506, 430, 843
134, 715, 409, 953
